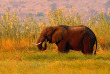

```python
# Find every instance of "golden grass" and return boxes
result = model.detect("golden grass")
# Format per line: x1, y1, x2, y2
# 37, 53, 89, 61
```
0, 9, 110, 51
0, 50, 110, 73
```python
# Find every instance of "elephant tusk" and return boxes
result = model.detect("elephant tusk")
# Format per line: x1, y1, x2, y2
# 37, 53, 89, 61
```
32, 42, 42, 45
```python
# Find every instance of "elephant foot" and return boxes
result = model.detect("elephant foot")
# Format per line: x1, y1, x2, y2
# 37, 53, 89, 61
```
58, 49, 69, 53
81, 51, 93, 55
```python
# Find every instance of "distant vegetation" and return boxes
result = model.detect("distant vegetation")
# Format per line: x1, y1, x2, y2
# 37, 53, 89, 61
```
1, 0, 110, 20
37, 12, 44, 16
0, 8, 110, 51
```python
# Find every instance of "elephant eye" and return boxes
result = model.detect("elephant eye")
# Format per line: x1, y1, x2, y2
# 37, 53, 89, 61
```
46, 29, 48, 33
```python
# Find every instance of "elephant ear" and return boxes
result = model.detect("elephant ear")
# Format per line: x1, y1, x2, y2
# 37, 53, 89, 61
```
52, 27, 67, 43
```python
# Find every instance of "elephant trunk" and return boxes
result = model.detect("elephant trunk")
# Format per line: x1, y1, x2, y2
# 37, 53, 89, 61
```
37, 36, 47, 51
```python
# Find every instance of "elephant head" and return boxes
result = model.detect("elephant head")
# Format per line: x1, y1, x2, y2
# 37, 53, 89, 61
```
37, 25, 67, 51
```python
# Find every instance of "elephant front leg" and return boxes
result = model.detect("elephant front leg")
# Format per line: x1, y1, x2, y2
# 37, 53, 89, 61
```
56, 40, 69, 53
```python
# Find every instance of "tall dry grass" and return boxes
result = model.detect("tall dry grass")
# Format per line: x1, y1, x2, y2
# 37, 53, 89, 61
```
0, 9, 110, 51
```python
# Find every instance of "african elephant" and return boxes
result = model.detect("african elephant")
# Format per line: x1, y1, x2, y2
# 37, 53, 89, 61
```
37, 25, 97, 55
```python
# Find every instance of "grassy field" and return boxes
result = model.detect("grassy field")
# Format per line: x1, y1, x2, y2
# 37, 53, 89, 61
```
0, 49, 110, 74
0, 9, 110, 73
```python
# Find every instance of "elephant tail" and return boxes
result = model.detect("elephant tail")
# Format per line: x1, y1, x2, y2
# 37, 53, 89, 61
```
94, 38, 97, 55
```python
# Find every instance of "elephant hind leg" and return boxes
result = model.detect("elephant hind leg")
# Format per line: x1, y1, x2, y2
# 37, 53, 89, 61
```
82, 36, 93, 54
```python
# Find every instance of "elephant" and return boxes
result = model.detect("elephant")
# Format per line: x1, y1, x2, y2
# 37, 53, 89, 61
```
37, 25, 97, 55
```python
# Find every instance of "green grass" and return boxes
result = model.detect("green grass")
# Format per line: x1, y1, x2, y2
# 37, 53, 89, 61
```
0, 50, 110, 74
